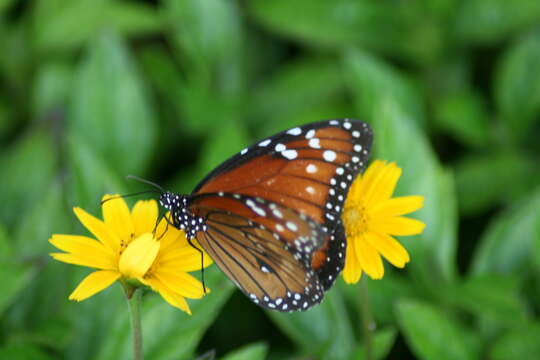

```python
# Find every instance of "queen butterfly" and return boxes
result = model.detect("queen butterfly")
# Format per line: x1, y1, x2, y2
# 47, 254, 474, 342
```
159, 119, 372, 311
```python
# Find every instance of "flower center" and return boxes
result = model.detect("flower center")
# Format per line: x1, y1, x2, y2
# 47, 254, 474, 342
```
118, 233, 137, 257
342, 203, 369, 238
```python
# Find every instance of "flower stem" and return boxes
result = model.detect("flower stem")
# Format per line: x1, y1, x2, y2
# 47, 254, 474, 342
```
126, 287, 144, 360
359, 279, 374, 360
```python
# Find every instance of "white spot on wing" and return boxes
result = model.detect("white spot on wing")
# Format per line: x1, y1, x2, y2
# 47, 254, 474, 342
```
282, 149, 298, 160
286, 221, 298, 231
308, 138, 320, 149
287, 127, 302, 136
275, 143, 286, 152
305, 129, 316, 139
259, 139, 271, 147
306, 164, 317, 173
323, 150, 337, 162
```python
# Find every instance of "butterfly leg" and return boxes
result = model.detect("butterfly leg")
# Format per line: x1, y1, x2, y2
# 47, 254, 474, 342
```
187, 236, 208, 294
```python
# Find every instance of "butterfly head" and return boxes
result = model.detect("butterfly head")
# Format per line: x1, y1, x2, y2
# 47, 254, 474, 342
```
159, 191, 189, 212
159, 192, 205, 238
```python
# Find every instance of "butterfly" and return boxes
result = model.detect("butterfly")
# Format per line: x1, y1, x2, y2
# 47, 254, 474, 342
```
159, 119, 372, 311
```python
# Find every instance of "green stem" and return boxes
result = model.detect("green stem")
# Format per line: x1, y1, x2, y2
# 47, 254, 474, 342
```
359, 279, 374, 360
126, 287, 144, 360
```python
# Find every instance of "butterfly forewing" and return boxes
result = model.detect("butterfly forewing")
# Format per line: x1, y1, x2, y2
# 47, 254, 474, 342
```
194, 119, 372, 292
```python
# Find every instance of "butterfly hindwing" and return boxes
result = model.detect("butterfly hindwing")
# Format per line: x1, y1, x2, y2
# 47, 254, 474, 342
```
191, 193, 326, 311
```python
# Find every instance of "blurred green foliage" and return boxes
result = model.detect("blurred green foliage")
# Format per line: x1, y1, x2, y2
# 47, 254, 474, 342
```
1, 0, 540, 359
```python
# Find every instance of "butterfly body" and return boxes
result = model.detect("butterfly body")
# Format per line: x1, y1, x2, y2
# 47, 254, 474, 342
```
160, 119, 372, 311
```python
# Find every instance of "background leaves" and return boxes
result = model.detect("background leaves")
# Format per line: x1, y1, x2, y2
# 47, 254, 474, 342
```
1, 0, 540, 359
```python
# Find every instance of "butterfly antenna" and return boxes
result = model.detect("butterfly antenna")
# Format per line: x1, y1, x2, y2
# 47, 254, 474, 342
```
126, 175, 166, 193
100, 190, 161, 205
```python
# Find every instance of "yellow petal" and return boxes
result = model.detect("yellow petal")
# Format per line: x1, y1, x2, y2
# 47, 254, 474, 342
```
158, 222, 188, 251
157, 246, 213, 272
153, 270, 206, 299
366, 162, 401, 207
364, 232, 410, 268
73, 207, 120, 253
355, 236, 384, 279
347, 160, 384, 200
144, 277, 192, 314
68, 270, 121, 301
370, 216, 426, 236
50, 252, 116, 270
342, 238, 362, 284
132, 200, 158, 237
102, 194, 135, 246
119, 233, 160, 278
49, 234, 115, 265
371, 196, 424, 217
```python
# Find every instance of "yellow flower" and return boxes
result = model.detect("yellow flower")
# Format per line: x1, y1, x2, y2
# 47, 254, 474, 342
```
342, 160, 425, 283
49, 195, 212, 314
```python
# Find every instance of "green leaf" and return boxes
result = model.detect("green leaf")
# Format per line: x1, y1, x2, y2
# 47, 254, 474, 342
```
455, 152, 536, 215
0, 15, 32, 91
14, 181, 71, 256
165, 0, 244, 93
495, 30, 540, 140
454, 0, 540, 44
472, 185, 540, 275
349, 327, 397, 360
69, 31, 157, 176
61, 272, 125, 360
0, 0, 16, 13
33, 0, 163, 52
0, 222, 9, 257
248, 0, 444, 64
0, 131, 57, 227
396, 299, 481, 360
96, 268, 234, 360
67, 135, 126, 211
445, 275, 527, 326
32, 61, 73, 119
221, 342, 268, 360
0, 343, 54, 360
5, 262, 76, 352
344, 50, 425, 128
267, 289, 354, 360
339, 275, 416, 326
250, 57, 346, 130
164, 0, 246, 136
0, 96, 14, 138
489, 323, 540, 360
199, 120, 250, 175
0, 262, 34, 317
433, 91, 490, 147
370, 100, 458, 286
